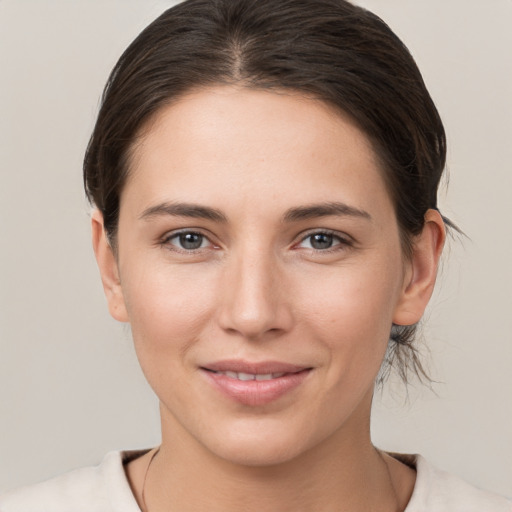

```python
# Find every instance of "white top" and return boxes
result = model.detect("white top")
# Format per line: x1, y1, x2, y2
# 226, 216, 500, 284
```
1, 450, 510, 511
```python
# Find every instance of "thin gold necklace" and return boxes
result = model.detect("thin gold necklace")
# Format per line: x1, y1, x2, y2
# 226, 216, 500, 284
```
140, 446, 401, 512
377, 449, 401, 512
141, 446, 160, 512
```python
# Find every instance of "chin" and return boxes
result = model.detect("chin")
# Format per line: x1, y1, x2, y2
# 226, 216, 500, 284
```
216, 439, 303, 467
202, 418, 318, 467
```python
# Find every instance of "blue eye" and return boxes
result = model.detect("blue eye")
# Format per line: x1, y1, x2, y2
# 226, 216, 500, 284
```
299, 232, 347, 251
309, 233, 334, 250
168, 232, 209, 250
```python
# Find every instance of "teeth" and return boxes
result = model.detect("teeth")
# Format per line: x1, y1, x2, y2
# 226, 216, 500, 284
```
255, 373, 273, 381
216, 371, 287, 380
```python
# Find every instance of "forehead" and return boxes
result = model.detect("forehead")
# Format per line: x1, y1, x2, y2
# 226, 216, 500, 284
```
123, 85, 394, 222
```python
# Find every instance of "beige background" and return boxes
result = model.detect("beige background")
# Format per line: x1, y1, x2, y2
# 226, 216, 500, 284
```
1, 0, 511, 497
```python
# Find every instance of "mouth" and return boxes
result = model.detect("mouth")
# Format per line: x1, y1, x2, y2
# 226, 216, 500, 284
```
200, 360, 312, 406
205, 370, 289, 381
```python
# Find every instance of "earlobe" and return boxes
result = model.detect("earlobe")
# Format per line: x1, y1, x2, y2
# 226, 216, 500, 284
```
393, 209, 446, 326
91, 210, 129, 323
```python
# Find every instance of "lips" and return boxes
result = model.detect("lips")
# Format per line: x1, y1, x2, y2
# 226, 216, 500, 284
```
203, 359, 307, 374
200, 360, 312, 406
209, 370, 287, 381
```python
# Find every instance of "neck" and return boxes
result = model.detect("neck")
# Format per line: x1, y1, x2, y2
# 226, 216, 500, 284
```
141, 397, 408, 512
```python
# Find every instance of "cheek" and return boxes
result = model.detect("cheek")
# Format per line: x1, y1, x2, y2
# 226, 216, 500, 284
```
296, 260, 402, 374
120, 261, 218, 373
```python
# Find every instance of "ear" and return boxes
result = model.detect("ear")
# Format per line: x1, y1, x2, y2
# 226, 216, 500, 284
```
393, 209, 446, 326
91, 210, 129, 322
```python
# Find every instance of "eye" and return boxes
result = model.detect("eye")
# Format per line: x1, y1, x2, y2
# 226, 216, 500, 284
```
306, 233, 335, 250
297, 231, 350, 251
165, 231, 210, 251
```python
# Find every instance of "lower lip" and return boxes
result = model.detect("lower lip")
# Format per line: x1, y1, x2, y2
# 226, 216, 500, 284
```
202, 369, 311, 406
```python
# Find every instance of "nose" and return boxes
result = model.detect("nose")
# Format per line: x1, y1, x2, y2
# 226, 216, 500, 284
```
217, 248, 293, 340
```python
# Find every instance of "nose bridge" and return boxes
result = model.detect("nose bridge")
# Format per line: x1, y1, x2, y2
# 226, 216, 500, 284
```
219, 240, 291, 339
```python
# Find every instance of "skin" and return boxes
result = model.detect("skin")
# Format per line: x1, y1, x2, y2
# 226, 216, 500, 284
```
92, 86, 445, 511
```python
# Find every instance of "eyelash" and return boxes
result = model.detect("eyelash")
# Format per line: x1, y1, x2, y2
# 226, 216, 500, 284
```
159, 229, 353, 254
294, 229, 353, 253
160, 229, 215, 253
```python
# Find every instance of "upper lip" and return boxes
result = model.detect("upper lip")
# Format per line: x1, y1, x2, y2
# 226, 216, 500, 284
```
201, 360, 309, 374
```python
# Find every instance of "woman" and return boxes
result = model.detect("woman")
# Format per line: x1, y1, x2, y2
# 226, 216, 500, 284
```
1, 0, 510, 510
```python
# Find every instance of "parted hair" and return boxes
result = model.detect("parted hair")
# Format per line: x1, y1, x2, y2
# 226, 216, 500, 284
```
84, 0, 450, 384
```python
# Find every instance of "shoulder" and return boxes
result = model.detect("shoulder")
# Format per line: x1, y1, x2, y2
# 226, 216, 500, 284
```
399, 454, 512, 512
0, 450, 145, 512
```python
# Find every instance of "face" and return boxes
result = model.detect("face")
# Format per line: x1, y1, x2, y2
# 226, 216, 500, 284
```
94, 86, 437, 467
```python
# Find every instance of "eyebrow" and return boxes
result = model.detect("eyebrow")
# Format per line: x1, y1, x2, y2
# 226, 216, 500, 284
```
139, 200, 371, 224
139, 202, 227, 222
283, 202, 372, 222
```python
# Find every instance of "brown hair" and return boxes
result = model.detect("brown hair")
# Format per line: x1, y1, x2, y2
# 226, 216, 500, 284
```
84, 0, 450, 383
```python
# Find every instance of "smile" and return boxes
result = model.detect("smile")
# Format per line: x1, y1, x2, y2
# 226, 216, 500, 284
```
201, 361, 312, 406
209, 371, 286, 381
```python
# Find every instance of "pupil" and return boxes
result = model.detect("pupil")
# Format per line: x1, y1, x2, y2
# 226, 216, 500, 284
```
311, 233, 333, 250
179, 233, 203, 250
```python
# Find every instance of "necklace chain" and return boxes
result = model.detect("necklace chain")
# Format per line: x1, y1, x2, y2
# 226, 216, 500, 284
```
141, 446, 160, 512
378, 450, 401, 512
140, 446, 400, 512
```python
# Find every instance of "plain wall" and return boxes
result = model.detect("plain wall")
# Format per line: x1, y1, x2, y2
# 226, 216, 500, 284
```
1, 0, 511, 496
